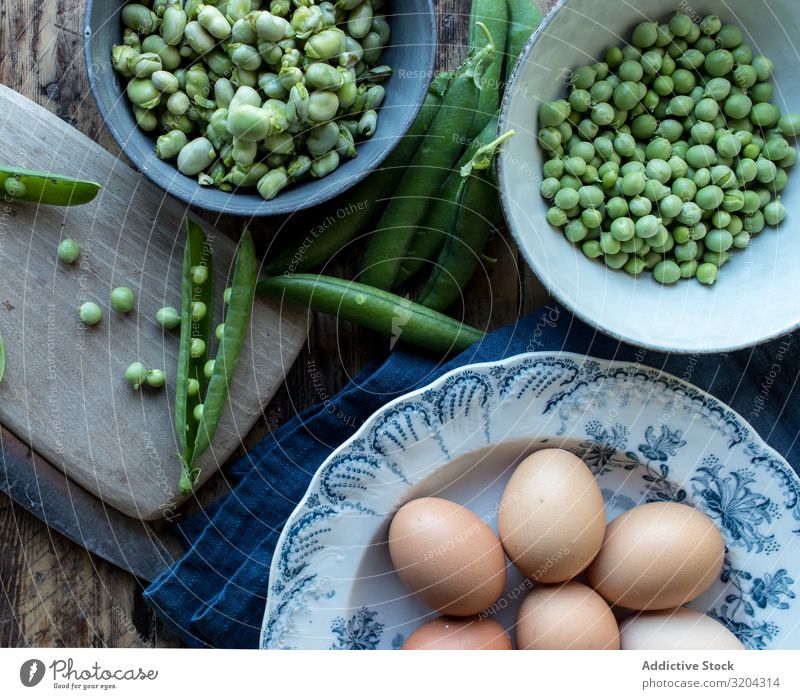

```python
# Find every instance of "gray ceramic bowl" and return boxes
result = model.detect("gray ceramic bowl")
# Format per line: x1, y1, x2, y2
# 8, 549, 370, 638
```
84, 1, 436, 217
499, 0, 800, 353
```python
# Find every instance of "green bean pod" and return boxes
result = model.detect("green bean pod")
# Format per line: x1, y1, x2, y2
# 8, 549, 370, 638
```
0, 331, 4, 384
191, 228, 257, 480
177, 219, 214, 493
468, 0, 508, 138
506, 0, 543, 81
416, 130, 514, 311
396, 113, 501, 285
257, 274, 485, 354
361, 26, 496, 289
0, 166, 101, 206
264, 71, 452, 275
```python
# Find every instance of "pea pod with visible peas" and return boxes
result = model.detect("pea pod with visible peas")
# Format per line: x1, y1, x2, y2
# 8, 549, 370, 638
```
0, 166, 101, 206
257, 274, 485, 354
264, 72, 452, 275
190, 228, 257, 485
176, 219, 214, 492
361, 23, 496, 290
417, 130, 515, 311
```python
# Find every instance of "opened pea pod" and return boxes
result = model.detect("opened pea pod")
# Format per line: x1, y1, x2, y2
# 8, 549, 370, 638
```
0, 166, 101, 206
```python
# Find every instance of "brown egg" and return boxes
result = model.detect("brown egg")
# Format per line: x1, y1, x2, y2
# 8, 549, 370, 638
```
498, 449, 606, 583
620, 608, 745, 650
388, 497, 507, 616
587, 502, 724, 611
516, 582, 620, 649
402, 616, 512, 650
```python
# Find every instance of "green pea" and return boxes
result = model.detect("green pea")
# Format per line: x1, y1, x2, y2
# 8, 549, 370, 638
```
764, 199, 787, 225
752, 55, 774, 82
543, 159, 565, 179
696, 262, 718, 285
111, 287, 135, 314
674, 240, 698, 262
554, 187, 579, 209
540, 100, 568, 127
614, 132, 636, 157
690, 222, 708, 240
605, 197, 629, 219
156, 306, 181, 329
716, 131, 741, 159
722, 190, 746, 212
547, 207, 568, 226
694, 98, 719, 123
582, 240, 603, 258
704, 49, 734, 77
605, 46, 623, 68
710, 165, 737, 189
593, 136, 615, 160
750, 103, 779, 129
731, 43, 753, 64
741, 190, 762, 214
661, 53, 677, 76
643, 251, 662, 269
777, 113, 800, 137
577, 119, 600, 141
705, 229, 733, 252
78, 301, 102, 326
600, 231, 621, 254
756, 158, 778, 184
763, 138, 791, 161
578, 185, 605, 209
610, 217, 636, 241
694, 168, 711, 188
540, 177, 561, 199
629, 196, 652, 217
744, 210, 766, 233
672, 225, 690, 244
622, 255, 645, 275
634, 214, 661, 239
680, 260, 699, 278
686, 144, 717, 169
591, 102, 615, 126
659, 194, 684, 219
125, 362, 149, 390
604, 252, 629, 270
632, 21, 658, 48
641, 50, 663, 76
565, 156, 588, 177
726, 214, 743, 235
538, 127, 562, 154
667, 95, 695, 117
688, 122, 714, 146
582, 208, 604, 229
571, 65, 597, 90
561, 174, 582, 191
677, 201, 703, 225
703, 77, 731, 102
742, 143, 762, 160
590, 81, 614, 104
569, 88, 592, 112
672, 177, 697, 202
613, 81, 641, 111
667, 38, 688, 60
57, 239, 80, 264
669, 12, 694, 37
724, 94, 753, 120
653, 260, 681, 284
649, 229, 673, 252
660, 120, 684, 144
621, 171, 646, 196
778, 146, 799, 168
774, 168, 789, 192
652, 75, 673, 97
643, 179, 669, 202
631, 114, 658, 139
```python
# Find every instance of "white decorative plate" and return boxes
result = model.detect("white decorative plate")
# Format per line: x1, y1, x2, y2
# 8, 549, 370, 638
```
261, 353, 800, 650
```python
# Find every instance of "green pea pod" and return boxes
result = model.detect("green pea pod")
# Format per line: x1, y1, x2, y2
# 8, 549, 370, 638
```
263, 71, 453, 275
257, 274, 485, 355
417, 130, 515, 312
191, 229, 257, 479
396, 113, 501, 286
360, 23, 496, 290
177, 219, 214, 493
0, 331, 4, 384
506, 0, 543, 81
468, 0, 508, 138
0, 166, 101, 206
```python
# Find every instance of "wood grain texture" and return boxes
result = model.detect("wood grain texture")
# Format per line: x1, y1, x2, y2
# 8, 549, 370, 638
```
0, 0, 556, 647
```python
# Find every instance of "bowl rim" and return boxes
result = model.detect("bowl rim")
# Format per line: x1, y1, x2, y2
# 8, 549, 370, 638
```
497, 0, 800, 354
82, 0, 437, 218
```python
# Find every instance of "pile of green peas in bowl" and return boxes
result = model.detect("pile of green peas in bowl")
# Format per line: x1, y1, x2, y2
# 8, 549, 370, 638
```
537, 7, 800, 285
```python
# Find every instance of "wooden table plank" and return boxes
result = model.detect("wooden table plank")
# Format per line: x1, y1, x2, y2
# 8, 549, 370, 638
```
0, 0, 556, 647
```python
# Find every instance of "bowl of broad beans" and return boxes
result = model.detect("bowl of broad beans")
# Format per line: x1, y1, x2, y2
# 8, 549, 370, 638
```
84, 0, 436, 216
499, 0, 800, 353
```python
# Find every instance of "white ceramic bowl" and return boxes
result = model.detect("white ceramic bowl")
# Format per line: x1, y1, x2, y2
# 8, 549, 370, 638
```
498, 0, 800, 353
261, 354, 800, 650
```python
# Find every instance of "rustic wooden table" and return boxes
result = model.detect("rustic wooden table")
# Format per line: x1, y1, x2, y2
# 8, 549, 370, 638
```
0, 0, 553, 647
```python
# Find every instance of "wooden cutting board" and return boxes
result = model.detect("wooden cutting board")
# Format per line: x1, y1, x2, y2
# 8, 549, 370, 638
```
0, 85, 308, 520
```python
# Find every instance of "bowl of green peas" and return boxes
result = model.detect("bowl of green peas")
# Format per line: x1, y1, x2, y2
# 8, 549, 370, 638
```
498, 0, 800, 353
84, 0, 436, 217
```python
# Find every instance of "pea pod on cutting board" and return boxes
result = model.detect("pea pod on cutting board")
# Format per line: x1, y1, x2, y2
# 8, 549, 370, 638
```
360, 23, 496, 290
258, 274, 485, 355
0, 166, 101, 206
192, 229, 257, 476
506, 0, 543, 81
264, 72, 453, 276
468, 0, 508, 139
177, 219, 214, 491
396, 112, 502, 286
417, 130, 515, 311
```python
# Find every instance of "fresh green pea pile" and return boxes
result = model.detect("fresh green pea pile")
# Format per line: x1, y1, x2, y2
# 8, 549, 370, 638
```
538, 9, 800, 285
112, 0, 392, 201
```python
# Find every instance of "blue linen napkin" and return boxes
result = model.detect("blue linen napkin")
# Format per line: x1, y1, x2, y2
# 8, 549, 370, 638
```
143, 304, 800, 648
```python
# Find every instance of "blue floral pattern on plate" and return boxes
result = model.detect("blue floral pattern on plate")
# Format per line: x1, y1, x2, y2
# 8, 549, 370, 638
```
261, 353, 800, 650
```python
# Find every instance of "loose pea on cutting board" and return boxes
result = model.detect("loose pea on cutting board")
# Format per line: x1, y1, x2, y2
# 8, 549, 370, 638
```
0, 85, 308, 520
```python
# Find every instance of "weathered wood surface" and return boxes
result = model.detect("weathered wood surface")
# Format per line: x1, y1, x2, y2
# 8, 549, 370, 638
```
0, 0, 554, 647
